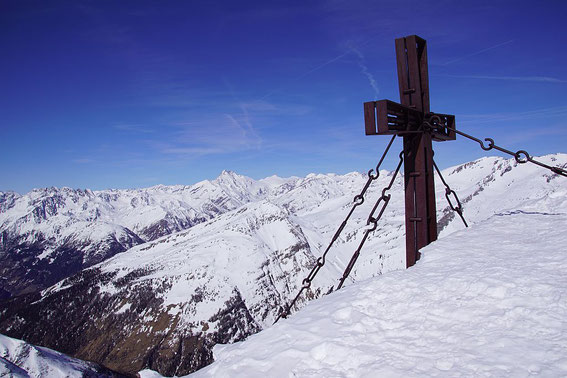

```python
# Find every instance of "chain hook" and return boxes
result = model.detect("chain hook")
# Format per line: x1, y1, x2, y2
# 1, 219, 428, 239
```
368, 169, 379, 180
480, 138, 494, 151
514, 150, 530, 164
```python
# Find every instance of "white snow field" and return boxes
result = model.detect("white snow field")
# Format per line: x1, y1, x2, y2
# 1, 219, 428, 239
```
176, 211, 567, 377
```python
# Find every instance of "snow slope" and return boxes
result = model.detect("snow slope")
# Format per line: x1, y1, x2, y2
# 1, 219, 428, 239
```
0, 333, 122, 377
188, 211, 567, 377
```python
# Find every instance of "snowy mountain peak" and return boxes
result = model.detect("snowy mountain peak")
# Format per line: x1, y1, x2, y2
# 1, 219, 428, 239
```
214, 170, 253, 185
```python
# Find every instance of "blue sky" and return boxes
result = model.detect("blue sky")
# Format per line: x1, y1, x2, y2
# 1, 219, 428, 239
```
1, 0, 566, 193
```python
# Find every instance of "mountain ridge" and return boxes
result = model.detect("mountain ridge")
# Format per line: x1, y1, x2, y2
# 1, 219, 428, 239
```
0, 170, 301, 298
1, 153, 566, 376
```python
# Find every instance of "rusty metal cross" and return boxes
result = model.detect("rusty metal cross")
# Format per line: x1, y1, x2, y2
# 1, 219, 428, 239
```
364, 35, 456, 268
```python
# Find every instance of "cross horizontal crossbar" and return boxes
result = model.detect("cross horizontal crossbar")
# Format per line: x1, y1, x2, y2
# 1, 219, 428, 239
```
364, 100, 456, 141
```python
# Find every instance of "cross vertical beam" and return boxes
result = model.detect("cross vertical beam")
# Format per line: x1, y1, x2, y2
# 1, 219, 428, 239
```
395, 35, 437, 267
364, 35, 455, 268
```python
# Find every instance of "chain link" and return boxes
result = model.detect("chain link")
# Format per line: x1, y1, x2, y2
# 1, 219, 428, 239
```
273, 135, 397, 324
335, 150, 404, 291
424, 115, 567, 177
432, 157, 468, 228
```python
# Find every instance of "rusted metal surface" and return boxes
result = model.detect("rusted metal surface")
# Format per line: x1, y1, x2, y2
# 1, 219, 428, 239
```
423, 112, 456, 141
364, 35, 565, 269
396, 35, 437, 268
364, 35, 458, 268
364, 100, 455, 140
364, 101, 378, 135
399, 35, 429, 112
402, 133, 435, 267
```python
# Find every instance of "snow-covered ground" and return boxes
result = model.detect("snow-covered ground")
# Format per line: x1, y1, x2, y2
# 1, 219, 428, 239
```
170, 211, 567, 377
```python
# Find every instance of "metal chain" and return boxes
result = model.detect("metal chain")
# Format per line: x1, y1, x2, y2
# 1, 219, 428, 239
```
424, 115, 567, 177
273, 135, 397, 324
432, 157, 468, 228
274, 114, 563, 324
335, 150, 404, 291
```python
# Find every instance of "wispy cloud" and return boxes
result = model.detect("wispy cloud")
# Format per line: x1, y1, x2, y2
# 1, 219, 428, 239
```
435, 74, 567, 83
113, 124, 155, 133
73, 158, 95, 164
499, 125, 566, 145
442, 39, 514, 66
260, 37, 378, 100
159, 146, 225, 155
225, 111, 262, 149
459, 105, 567, 125
156, 107, 263, 158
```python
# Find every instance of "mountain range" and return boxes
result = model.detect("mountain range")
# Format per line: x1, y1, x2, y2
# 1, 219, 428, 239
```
1, 153, 565, 376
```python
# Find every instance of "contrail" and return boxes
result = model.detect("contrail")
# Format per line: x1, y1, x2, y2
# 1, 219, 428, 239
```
296, 50, 352, 79
258, 50, 352, 100
260, 37, 380, 100
443, 39, 514, 65
350, 46, 380, 99
435, 74, 567, 83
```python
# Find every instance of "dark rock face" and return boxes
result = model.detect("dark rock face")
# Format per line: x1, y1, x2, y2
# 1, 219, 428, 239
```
0, 230, 143, 298
140, 216, 206, 242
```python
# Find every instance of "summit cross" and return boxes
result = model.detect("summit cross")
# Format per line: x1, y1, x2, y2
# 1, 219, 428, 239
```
364, 35, 456, 268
